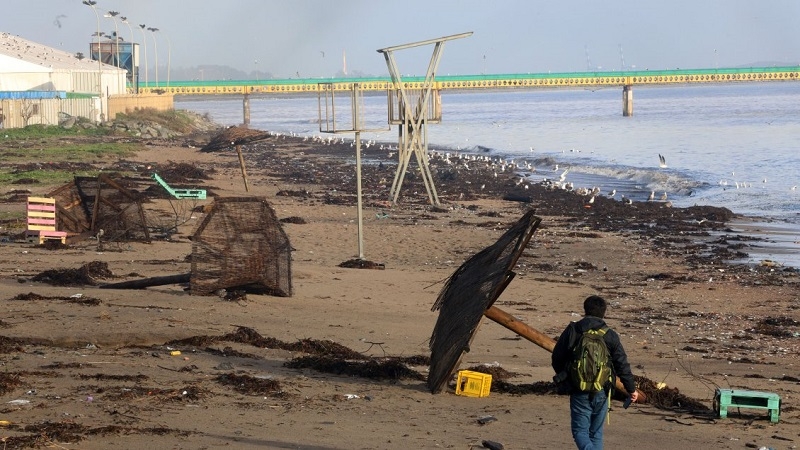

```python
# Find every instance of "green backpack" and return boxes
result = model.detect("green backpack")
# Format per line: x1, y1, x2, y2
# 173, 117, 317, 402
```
568, 326, 613, 393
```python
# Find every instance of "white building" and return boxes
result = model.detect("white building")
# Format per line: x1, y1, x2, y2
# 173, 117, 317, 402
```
0, 32, 127, 125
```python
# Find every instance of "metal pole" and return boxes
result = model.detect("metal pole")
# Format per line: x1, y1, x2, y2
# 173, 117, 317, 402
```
139, 24, 148, 86
355, 130, 364, 259
121, 17, 136, 93
353, 83, 365, 259
148, 27, 159, 86
104, 12, 120, 68
82, 1, 103, 121
162, 32, 172, 88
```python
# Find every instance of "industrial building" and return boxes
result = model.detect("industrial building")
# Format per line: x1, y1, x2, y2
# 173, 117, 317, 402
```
0, 32, 127, 127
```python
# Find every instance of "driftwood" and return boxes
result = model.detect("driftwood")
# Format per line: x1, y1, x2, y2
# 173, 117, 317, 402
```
99, 273, 190, 290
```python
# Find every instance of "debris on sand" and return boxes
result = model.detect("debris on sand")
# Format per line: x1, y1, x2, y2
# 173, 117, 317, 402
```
284, 355, 426, 381
214, 373, 286, 396
11, 292, 102, 306
338, 259, 385, 270
31, 261, 114, 286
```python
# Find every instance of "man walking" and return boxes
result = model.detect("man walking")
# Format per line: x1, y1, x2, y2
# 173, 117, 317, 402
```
552, 295, 638, 450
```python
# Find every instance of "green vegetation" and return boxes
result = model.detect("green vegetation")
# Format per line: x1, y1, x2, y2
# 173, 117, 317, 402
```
0, 139, 142, 162
115, 108, 205, 134
0, 169, 100, 186
1, 122, 108, 139
0, 108, 205, 191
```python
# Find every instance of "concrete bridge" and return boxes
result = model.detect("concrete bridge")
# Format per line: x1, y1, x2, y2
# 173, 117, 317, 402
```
140, 66, 800, 116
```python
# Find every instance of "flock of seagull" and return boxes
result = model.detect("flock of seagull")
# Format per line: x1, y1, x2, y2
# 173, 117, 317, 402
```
421, 149, 673, 206
290, 133, 799, 201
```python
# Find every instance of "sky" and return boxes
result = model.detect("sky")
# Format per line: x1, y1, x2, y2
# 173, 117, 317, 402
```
2, 0, 800, 79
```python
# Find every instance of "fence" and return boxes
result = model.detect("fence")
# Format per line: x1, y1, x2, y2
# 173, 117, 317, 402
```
0, 94, 174, 129
0, 97, 100, 129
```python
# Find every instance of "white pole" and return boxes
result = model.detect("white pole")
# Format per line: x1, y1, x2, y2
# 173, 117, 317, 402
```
139, 24, 148, 86
121, 17, 136, 92
148, 27, 159, 86
82, 1, 103, 121
104, 12, 120, 68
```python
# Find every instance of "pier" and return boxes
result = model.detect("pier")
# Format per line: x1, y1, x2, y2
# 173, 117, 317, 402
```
139, 66, 800, 116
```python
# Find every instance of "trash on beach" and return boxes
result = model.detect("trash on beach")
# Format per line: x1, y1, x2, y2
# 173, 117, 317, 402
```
477, 415, 497, 425
482, 439, 504, 450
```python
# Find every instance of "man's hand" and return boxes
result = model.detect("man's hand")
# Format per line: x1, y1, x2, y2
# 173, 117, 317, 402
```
630, 391, 639, 403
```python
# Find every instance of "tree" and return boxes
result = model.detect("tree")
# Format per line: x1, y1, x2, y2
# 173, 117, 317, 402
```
20, 100, 39, 126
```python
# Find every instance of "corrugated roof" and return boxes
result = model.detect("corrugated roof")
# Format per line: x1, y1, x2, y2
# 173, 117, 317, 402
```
0, 32, 123, 73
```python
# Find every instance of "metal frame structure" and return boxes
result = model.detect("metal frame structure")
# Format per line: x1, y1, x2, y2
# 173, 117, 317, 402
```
377, 32, 472, 206
318, 82, 388, 260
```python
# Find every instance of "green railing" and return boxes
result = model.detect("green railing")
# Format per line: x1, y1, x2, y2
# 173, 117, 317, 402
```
137, 66, 800, 95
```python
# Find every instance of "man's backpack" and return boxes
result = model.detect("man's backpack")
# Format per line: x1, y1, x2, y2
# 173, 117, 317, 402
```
568, 326, 613, 393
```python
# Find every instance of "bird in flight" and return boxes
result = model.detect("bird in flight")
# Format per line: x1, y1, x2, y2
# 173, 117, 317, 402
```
658, 154, 667, 168
53, 14, 67, 28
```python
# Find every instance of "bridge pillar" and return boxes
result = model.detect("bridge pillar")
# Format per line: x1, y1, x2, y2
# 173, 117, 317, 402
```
622, 85, 633, 117
243, 93, 251, 127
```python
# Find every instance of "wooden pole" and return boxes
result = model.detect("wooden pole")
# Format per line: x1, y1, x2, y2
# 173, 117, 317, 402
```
99, 273, 190, 289
235, 145, 250, 192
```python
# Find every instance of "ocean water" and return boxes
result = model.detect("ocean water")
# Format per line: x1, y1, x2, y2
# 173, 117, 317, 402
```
175, 82, 800, 266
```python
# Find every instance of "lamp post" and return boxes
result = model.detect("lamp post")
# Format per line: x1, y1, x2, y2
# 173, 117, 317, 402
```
160, 31, 172, 88
82, 1, 102, 90
147, 27, 159, 87
120, 16, 136, 93
138, 24, 148, 86
104, 11, 120, 67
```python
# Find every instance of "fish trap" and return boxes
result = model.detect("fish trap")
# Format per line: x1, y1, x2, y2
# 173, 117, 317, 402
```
191, 197, 292, 297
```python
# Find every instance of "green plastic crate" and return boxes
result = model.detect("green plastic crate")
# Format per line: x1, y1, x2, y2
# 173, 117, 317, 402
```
714, 388, 780, 423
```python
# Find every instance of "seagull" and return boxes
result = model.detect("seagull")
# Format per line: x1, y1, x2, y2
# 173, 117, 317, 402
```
608, 189, 616, 198
587, 195, 595, 204
648, 190, 655, 201
660, 191, 668, 201
658, 154, 667, 168
53, 14, 67, 28
621, 195, 633, 205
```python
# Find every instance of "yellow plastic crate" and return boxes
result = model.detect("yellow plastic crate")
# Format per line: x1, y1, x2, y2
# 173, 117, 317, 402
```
455, 370, 492, 397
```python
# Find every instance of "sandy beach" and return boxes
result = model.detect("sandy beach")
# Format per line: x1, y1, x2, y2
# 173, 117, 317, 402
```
0, 125, 798, 449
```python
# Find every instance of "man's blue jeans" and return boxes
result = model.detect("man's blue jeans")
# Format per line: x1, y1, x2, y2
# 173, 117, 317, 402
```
570, 391, 608, 450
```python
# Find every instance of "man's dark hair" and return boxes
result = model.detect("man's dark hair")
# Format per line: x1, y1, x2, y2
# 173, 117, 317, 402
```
584, 295, 607, 318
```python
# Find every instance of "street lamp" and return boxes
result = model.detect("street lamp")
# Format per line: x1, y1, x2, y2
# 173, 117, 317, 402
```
138, 24, 148, 86
147, 27, 159, 86
82, 0, 102, 91
160, 31, 172, 88
104, 11, 120, 68
120, 16, 136, 92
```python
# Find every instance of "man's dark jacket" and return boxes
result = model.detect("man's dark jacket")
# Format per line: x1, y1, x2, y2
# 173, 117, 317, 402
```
551, 315, 637, 395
